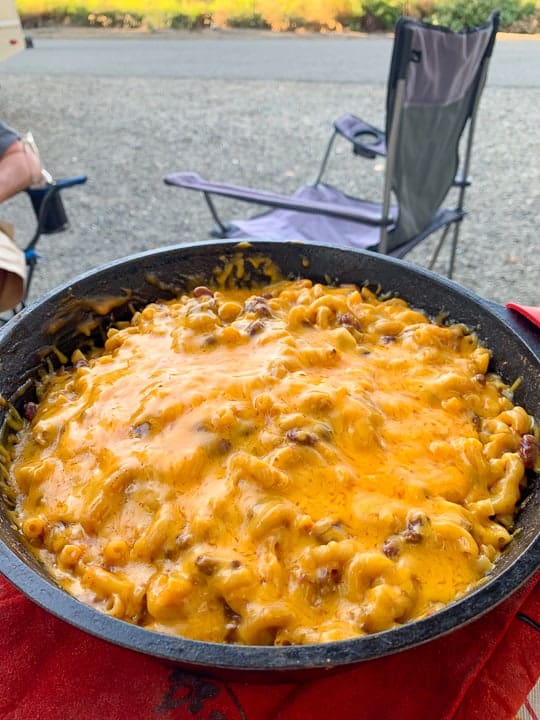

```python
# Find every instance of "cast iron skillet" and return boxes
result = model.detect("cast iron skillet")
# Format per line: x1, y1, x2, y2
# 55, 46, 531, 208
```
0, 239, 538, 676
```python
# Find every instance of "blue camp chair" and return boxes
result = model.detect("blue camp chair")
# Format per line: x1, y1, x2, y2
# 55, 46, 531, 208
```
164, 12, 499, 279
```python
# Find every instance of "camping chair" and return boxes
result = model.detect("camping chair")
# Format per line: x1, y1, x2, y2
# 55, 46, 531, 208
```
0, 173, 87, 324
164, 12, 499, 279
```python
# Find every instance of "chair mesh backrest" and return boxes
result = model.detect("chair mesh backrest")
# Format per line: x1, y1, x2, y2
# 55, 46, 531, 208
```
385, 13, 499, 249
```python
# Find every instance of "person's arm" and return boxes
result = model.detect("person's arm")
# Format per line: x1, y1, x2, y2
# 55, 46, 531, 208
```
0, 121, 19, 157
0, 121, 42, 203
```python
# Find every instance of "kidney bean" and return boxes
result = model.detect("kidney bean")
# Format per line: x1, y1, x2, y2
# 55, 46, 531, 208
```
23, 402, 38, 421
315, 566, 341, 587
519, 434, 538, 470
336, 312, 363, 333
245, 297, 272, 317
286, 428, 318, 445
402, 510, 430, 543
192, 286, 214, 298
382, 535, 402, 558
195, 555, 218, 575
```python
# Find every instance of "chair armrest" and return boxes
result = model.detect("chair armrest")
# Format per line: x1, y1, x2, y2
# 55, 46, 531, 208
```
334, 114, 387, 159
54, 175, 88, 190
26, 175, 88, 202
164, 172, 392, 227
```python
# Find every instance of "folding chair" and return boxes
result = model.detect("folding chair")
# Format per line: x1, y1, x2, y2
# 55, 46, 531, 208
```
22, 174, 88, 306
164, 12, 499, 279
0, 174, 87, 324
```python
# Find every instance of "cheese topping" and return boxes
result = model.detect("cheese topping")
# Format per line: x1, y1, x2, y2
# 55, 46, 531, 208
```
5, 279, 535, 645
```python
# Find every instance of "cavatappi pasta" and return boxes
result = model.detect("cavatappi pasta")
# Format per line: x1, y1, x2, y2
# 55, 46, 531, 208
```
3, 279, 538, 645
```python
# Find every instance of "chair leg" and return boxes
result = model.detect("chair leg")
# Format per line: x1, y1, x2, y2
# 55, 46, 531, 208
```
447, 222, 462, 280
314, 131, 337, 186
427, 223, 461, 279
204, 192, 228, 236
428, 225, 451, 272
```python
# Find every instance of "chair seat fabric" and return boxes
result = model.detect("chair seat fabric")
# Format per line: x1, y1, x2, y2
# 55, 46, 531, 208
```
228, 183, 396, 250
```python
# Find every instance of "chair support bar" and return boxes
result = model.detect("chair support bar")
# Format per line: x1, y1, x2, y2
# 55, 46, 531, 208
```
204, 193, 228, 234
314, 131, 338, 186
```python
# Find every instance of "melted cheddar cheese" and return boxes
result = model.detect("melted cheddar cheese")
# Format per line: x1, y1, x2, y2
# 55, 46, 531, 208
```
5, 279, 536, 645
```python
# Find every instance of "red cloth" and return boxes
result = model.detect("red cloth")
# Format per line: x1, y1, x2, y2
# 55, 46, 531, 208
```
0, 573, 538, 720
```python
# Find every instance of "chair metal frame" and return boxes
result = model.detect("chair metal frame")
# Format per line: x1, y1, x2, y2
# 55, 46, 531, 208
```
165, 12, 500, 279
0, 174, 87, 323
22, 176, 87, 304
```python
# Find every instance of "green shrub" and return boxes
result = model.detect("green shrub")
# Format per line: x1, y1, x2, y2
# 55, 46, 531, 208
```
169, 13, 211, 29
61, 6, 90, 25
20, 6, 144, 27
429, 0, 537, 31
227, 13, 271, 29
362, 0, 404, 30
20, 6, 83, 27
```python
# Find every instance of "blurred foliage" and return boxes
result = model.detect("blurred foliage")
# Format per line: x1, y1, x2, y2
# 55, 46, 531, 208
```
16, 0, 540, 32
430, 0, 538, 30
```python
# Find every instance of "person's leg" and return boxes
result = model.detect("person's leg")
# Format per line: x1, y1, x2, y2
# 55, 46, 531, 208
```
0, 223, 26, 311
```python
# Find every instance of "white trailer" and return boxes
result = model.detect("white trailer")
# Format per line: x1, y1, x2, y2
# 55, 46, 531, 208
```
0, 0, 26, 62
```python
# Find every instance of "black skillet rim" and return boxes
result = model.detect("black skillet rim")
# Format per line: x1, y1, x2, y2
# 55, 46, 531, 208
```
0, 239, 538, 672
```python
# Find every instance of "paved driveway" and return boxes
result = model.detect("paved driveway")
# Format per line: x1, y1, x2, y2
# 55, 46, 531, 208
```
1, 30, 539, 86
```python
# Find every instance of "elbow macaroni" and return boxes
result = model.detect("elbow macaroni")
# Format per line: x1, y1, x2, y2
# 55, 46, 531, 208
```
3, 277, 538, 645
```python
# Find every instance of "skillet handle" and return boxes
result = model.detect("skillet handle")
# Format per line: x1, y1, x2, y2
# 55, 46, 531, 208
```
484, 300, 540, 360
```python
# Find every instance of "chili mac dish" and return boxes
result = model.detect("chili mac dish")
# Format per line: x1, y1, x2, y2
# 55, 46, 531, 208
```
2, 278, 538, 645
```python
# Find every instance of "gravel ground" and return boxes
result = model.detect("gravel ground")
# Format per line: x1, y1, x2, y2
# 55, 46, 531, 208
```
0, 68, 539, 308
